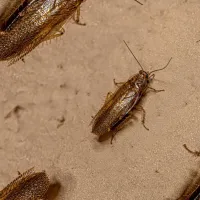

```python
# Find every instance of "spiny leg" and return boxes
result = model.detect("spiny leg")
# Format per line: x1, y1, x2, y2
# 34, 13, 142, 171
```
73, 7, 86, 26
21, 58, 25, 63
134, 105, 149, 131
17, 171, 22, 176
113, 79, 125, 87
183, 144, 200, 157
104, 92, 112, 103
55, 28, 65, 36
145, 87, 164, 94
43, 28, 65, 42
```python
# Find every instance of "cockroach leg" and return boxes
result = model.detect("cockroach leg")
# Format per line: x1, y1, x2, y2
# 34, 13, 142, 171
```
18, 171, 22, 175
21, 58, 25, 63
113, 79, 125, 87
104, 92, 113, 104
106, 92, 112, 99
134, 105, 149, 131
73, 7, 86, 26
146, 87, 164, 94
43, 28, 65, 42
57, 28, 65, 36
111, 132, 117, 144
134, 0, 143, 5
183, 144, 200, 157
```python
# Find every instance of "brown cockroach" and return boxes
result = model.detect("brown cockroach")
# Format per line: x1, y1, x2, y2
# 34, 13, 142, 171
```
91, 41, 172, 144
0, 0, 85, 65
0, 168, 50, 200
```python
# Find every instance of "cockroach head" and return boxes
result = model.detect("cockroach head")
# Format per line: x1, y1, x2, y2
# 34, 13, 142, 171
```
138, 70, 152, 84
139, 70, 148, 79
139, 70, 162, 85
133, 70, 149, 88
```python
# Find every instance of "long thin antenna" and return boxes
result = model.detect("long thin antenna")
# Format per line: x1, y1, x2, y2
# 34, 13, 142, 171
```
134, 0, 143, 5
149, 57, 172, 74
123, 40, 144, 71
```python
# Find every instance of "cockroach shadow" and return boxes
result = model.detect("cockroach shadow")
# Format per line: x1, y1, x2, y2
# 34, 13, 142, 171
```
46, 181, 61, 200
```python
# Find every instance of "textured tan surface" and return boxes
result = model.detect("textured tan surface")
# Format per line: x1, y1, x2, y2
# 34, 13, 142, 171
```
0, 0, 200, 199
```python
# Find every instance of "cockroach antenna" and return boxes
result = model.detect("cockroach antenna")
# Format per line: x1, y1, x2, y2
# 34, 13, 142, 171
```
123, 40, 144, 71
149, 57, 172, 75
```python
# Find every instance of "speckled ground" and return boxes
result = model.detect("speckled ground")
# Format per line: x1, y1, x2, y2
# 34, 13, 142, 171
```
0, 0, 200, 199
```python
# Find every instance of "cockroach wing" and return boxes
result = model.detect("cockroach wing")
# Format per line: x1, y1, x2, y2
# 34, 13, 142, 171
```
0, 168, 35, 199
110, 89, 142, 129
0, 0, 28, 29
91, 74, 139, 126
0, 168, 50, 200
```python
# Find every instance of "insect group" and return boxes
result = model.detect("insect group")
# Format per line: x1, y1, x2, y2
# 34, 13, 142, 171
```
0, 0, 171, 144
0, 0, 199, 199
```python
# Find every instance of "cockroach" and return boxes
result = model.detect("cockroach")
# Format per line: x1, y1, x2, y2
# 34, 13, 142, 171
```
91, 41, 172, 144
0, 0, 86, 65
0, 168, 50, 200
183, 144, 200, 157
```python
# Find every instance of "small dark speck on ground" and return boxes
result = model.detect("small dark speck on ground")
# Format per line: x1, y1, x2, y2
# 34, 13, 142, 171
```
57, 116, 65, 128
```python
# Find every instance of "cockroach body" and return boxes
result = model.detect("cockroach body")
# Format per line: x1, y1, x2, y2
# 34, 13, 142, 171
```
91, 41, 172, 143
0, 0, 85, 64
0, 168, 50, 200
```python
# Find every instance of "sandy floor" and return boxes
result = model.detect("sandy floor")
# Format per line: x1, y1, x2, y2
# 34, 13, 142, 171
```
1, 0, 200, 199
